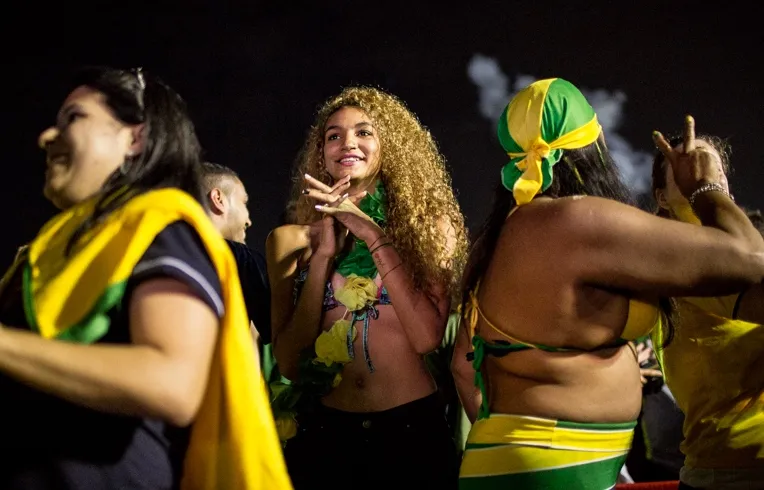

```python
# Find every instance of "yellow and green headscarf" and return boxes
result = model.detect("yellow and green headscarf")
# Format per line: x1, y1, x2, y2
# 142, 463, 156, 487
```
498, 78, 602, 205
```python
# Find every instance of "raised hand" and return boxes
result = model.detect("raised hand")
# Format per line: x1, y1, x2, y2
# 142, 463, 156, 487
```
311, 216, 339, 259
303, 174, 383, 245
653, 116, 728, 200
303, 174, 351, 201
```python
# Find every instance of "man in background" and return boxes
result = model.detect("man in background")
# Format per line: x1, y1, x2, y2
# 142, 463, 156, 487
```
200, 162, 275, 381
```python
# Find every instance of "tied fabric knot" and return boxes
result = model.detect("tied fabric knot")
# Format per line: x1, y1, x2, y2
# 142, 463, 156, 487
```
509, 138, 551, 206
497, 78, 603, 206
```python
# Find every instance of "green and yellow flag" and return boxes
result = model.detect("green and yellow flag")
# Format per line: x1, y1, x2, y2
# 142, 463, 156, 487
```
20, 188, 292, 490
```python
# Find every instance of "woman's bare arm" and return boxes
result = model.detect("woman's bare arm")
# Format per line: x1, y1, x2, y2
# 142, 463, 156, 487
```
0, 278, 218, 427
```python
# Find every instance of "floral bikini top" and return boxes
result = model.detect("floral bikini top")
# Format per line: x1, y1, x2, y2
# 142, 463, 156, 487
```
293, 267, 392, 372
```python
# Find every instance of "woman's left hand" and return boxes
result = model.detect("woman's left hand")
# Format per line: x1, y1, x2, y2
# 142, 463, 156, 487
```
304, 174, 384, 245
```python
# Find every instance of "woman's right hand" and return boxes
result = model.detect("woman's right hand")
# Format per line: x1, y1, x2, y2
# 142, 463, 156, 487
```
312, 216, 338, 259
653, 115, 727, 199
304, 174, 352, 260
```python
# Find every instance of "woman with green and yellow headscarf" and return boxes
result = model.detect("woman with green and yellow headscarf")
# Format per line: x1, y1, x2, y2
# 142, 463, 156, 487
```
450, 78, 764, 488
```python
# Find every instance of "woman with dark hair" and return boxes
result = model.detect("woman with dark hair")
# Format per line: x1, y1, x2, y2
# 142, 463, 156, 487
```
0, 67, 290, 490
450, 78, 764, 489
651, 134, 764, 489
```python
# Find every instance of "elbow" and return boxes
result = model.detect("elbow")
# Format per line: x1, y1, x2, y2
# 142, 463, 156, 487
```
412, 329, 443, 355
271, 336, 298, 381
732, 248, 764, 287
158, 384, 205, 428
451, 352, 474, 385
747, 251, 764, 284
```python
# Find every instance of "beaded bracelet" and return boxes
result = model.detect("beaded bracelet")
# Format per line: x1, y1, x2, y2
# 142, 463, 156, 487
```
689, 183, 734, 207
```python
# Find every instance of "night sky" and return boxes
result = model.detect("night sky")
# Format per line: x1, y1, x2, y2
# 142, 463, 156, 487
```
5, 2, 761, 264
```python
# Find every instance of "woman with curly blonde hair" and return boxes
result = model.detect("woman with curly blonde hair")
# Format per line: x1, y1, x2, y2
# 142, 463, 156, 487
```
266, 86, 468, 489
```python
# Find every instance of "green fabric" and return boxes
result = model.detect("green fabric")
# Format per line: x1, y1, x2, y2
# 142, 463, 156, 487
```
260, 343, 278, 384
497, 78, 597, 196
334, 180, 387, 278
458, 453, 628, 490
22, 263, 127, 344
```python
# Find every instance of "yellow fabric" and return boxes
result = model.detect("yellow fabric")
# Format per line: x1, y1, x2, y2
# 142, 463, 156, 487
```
653, 295, 764, 469
507, 116, 601, 205
460, 414, 634, 477
505, 79, 602, 205
25, 188, 293, 489
622, 297, 661, 341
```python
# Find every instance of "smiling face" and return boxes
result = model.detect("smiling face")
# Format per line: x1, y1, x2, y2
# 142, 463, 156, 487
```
38, 85, 140, 209
321, 106, 381, 184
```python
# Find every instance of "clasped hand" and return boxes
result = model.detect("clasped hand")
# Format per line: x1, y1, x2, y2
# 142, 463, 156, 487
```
303, 174, 384, 255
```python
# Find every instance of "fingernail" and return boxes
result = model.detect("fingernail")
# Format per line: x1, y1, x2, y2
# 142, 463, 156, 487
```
342, 193, 349, 198
304, 173, 312, 179
314, 205, 323, 210
302, 189, 309, 195
685, 115, 694, 123
652, 130, 660, 136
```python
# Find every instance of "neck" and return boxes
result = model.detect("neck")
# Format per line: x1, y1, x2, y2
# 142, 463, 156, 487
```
209, 213, 229, 237
348, 176, 380, 197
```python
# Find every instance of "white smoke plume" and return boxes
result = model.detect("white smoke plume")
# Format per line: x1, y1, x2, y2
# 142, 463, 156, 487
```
467, 54, 652, 194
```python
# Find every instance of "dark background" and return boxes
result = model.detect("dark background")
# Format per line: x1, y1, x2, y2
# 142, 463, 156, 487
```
4, 2, 761, 262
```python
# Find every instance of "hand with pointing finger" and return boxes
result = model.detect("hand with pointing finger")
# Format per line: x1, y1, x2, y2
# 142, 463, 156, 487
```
653, 115, 728, 200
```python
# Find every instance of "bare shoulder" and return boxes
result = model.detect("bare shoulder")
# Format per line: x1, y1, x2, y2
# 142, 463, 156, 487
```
538, 195, 633, 224
266, 224, 311, 265
267, 224, 310, 249
504, 196, 638, 247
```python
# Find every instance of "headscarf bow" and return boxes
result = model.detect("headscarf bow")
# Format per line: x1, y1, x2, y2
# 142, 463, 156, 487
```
498, 78, 602, 205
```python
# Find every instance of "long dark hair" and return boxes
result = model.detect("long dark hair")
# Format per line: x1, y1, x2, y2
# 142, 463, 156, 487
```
461, 136, 633, 311
65, 66, 204, 253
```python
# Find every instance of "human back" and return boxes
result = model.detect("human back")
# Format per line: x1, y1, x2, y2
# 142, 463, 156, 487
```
454, 78, 764, 489
474, 194, 649, 423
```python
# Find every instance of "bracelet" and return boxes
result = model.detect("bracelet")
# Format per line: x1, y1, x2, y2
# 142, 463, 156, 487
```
688, 183, 734, 207
367, 235, 387, 250
381, 263, 403, 281
369, 241, 393, 255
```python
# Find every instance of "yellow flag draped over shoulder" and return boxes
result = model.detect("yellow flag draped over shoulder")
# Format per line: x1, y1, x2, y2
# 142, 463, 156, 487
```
23, 188, 292, 490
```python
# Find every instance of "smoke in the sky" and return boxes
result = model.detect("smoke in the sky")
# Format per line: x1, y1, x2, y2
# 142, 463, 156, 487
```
467, 54, 652, 194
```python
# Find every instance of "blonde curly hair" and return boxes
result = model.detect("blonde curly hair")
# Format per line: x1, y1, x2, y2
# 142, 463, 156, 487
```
288, 86, 468, 294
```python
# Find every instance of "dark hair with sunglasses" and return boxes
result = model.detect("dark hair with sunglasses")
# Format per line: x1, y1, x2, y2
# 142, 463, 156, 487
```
65, 66, 205, 252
